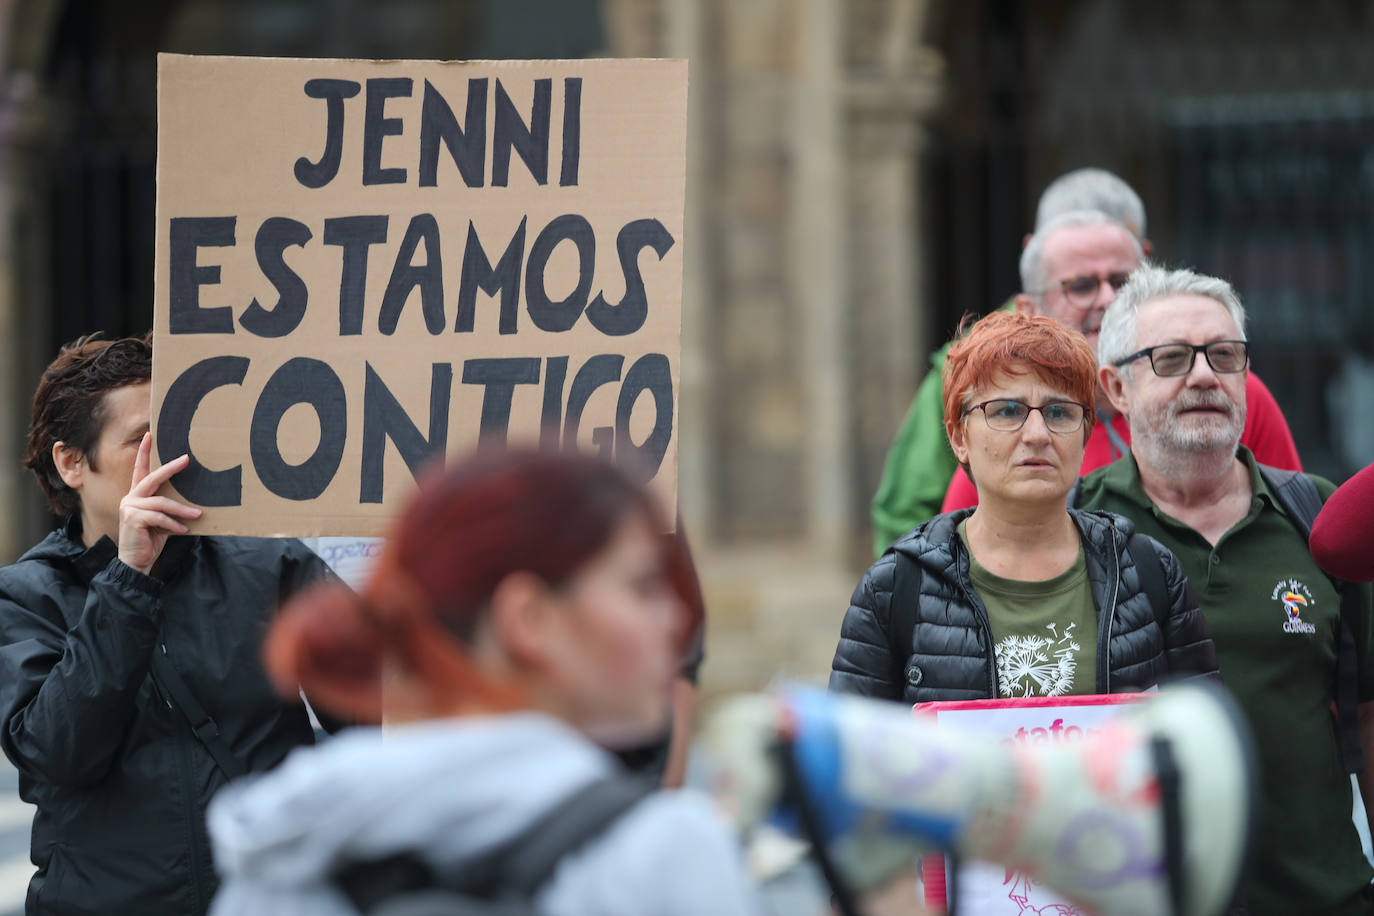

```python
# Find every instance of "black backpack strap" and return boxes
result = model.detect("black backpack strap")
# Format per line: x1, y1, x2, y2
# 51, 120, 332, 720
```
1150, 737, 1188, 916
497, 776, 653, 895
148, 643, 247, 780
1101, 414, 1129, 462
1128, 532, 1171, 638
1334, 624, 1364, 774
336, 854, 437, 914
886, 549, 922, 693
336, 775, 654, 912
1258, 464, 1364, 774
142, 540, 247, 782
1257, 465, 1321, 539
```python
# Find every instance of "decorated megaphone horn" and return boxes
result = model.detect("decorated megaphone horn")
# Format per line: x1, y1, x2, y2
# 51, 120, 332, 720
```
703, 683, 1253, 916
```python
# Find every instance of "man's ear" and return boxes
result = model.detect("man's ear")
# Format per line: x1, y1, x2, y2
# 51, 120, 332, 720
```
51, 442, 84, 490
1140, 238, 1154, 257
1099, 365, 1130, 415
488, 571, 558, 670
1014, 293, 1038, 316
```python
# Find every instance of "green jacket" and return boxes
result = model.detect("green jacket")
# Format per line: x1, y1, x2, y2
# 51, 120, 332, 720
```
872, 301, 1021, 557
870, 341, 956, 556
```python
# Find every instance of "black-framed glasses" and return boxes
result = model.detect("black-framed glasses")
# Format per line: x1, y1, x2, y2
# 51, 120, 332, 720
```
1035, 272, 1132, 309
1113, 340, 1249, 377
963, 399, 1090, 434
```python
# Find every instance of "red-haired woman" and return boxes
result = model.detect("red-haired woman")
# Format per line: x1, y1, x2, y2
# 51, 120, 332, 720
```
831, 310, 1218, 702
205, 451, 758, 916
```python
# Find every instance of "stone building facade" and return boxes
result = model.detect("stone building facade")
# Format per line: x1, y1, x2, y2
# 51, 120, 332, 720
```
0, 0, 946, 699
1, 0, 1371, 698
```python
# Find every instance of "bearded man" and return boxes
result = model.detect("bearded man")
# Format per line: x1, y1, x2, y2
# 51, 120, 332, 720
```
1076, 264, 1374, 915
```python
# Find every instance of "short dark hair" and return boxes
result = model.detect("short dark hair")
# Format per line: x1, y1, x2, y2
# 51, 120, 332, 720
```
24, 333, 152, 517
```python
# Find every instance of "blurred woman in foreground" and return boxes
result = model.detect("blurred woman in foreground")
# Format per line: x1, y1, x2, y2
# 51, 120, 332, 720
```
205, 448, 1252, 916
206, 450, 758, 916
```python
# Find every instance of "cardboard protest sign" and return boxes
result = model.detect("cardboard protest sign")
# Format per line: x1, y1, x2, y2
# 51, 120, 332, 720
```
914, 694, 1149, 915
153, 54, 686, 536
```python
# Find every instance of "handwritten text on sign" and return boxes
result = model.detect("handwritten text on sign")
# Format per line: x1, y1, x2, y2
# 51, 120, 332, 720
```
152, 55, 686, 536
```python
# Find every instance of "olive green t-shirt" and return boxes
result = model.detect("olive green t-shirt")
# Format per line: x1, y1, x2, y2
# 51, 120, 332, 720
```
1077, 447, 1374, 916
958, 521, 1098, 698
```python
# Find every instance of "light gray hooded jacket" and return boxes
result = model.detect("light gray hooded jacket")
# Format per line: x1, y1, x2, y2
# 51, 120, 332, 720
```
208, 713, 761, 916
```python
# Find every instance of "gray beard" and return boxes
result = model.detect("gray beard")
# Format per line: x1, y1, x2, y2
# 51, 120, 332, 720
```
1162, 416, 1243, 452
1132, 405, 1245, 478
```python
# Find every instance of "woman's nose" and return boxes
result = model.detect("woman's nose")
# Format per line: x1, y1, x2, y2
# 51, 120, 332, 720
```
1020, 409, 1052, 441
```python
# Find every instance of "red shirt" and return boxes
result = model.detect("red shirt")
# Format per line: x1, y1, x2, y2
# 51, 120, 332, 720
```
939, 371, 1302, 513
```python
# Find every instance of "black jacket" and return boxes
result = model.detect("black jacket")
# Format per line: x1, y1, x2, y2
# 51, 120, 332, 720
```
0, 522, 329, 915
830, 508, 1218, 701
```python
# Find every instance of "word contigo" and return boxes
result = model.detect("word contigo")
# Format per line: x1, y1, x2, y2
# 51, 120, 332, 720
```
157, 353, 672, 507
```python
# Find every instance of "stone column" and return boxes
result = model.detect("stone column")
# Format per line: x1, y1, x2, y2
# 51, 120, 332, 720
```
600, 0, 947, 696
792, 0, 850, 560
661, 0, 712, 538
843, 0, 944, 556
0, 0, 65, 559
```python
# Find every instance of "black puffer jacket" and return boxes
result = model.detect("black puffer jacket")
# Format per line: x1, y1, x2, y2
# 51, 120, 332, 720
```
830, 508, 1218, 702
0, 522, 330, 915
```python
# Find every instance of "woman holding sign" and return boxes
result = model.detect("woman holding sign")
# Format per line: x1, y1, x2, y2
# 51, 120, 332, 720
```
830, 310, 1218, 702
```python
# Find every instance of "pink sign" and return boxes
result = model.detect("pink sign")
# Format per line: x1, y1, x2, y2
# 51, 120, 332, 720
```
914, 693, 1149, 914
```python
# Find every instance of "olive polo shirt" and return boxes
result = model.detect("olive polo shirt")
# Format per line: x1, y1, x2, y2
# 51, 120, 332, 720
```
1077, 447, 1374, 916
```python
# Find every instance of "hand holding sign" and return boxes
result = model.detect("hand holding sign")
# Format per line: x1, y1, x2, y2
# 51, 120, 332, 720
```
118, 434, 201, 575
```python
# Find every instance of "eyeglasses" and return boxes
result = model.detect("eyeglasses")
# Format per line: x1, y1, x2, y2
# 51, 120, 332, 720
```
1113, 340, 1249, 377
963, 399, 1090, 434
1035, 272, 1132, 309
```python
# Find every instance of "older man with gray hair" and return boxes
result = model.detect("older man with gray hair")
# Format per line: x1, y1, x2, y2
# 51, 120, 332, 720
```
1076, 263, 1374, 915
937, 214, 1301, 514
1035, 166, 1150, 243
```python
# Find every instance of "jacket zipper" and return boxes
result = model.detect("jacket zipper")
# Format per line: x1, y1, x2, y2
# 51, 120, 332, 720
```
953, 540, 1000, 697
165, 643, 209, 914
1096, 528, 1121, 693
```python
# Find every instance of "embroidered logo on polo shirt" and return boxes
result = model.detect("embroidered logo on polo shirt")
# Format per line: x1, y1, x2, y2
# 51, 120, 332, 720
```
1272, 578, 1317, 634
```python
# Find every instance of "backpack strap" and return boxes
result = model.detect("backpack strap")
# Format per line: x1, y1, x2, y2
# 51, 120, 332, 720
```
139, 540, 246, 782
1100, 412, 1129, 462
886, 549, 922, 694
336, 855, 436, 914
1258, 464, 1363, 774
1127, 532, 1171, 639
336, 775, 654, 913
1258, 465, 1323, 539
149, 643, 247, 780
1333, 620, 1364, 774
498, 776, 653, 895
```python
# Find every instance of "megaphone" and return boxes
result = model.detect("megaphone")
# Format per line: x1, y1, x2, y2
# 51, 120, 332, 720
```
703, 684, 1253, 916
